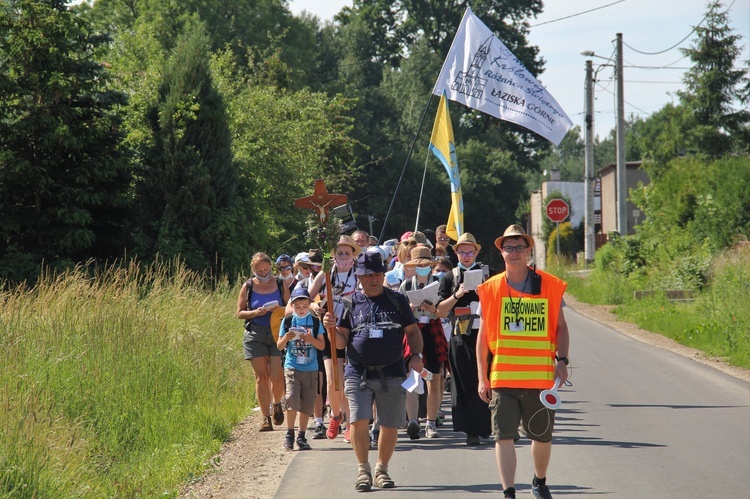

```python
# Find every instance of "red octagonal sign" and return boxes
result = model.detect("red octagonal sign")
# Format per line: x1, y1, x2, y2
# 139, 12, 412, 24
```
546, 199, 569, 223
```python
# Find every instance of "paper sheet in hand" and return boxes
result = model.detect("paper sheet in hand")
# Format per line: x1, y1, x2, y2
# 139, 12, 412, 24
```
462, 269, 483, 291
401, 369, 425, 394
262, 300, 279, 310
404, 280, 440, 308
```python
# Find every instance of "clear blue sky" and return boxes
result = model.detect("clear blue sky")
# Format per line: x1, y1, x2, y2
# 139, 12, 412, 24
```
290, 0, 749, 141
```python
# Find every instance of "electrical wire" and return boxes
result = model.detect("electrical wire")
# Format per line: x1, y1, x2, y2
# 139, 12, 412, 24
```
529, 0, 627, 28
623, 0, 736, 55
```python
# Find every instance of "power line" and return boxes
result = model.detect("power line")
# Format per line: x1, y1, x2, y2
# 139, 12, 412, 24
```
529, 0, 626, 28
622, 0, 736, 55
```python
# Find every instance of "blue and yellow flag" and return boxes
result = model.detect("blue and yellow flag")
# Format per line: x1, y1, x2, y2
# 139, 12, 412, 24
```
429, 90, 464, 241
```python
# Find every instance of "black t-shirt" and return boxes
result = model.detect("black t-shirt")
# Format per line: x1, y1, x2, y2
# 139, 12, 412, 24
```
339, 289, 416, 378
437, 264, 483, 309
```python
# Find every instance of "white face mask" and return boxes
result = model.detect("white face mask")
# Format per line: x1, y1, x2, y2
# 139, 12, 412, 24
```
281, 273, 294, 281
335, 257, 355, 271
254, 272, 273, 283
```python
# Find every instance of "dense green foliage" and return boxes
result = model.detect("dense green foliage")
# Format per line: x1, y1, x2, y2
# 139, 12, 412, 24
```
0, 0, 131, 281
0, 261, 251, 497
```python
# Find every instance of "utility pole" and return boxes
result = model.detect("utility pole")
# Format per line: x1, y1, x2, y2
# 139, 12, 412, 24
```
615, 33, 627, 236
584, 59, 595, 264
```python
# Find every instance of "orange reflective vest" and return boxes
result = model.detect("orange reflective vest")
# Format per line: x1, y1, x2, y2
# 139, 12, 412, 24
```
476, 268, 567, 389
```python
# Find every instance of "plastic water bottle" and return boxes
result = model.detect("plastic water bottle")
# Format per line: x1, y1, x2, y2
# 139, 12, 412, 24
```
420, 368, 433, 381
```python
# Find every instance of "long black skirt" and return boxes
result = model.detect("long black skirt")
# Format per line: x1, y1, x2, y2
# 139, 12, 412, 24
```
449, 330, 492, 437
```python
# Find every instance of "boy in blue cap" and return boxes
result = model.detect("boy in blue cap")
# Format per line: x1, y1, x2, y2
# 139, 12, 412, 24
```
277, 288, 326, 450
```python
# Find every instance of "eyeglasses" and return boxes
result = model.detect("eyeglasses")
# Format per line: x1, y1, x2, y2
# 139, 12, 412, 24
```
457, 251, 475, 257
502, 245, 528, 254
278, 265, 292, 271
437, 237, 450, 242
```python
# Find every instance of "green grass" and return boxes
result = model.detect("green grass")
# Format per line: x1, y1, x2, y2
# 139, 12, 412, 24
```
553, 246, 750, 370
1, 260, 254, 497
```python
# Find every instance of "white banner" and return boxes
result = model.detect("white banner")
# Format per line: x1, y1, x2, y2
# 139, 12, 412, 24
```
433, 7, 573, 145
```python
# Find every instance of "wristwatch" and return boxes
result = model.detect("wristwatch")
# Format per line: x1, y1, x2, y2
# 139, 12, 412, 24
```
555, 355, 569, 365
414, 353, 423, 359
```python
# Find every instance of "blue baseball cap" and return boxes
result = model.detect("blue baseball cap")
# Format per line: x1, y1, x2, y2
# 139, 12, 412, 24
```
290, 288, 312, 303
275, 254, 292, 265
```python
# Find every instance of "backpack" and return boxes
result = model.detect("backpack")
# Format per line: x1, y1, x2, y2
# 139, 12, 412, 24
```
244, 276, 287, 331
245, 276, 287, 307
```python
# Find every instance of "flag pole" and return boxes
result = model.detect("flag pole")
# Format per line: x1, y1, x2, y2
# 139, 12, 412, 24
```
413, 148, 431, 232
378, 92, 434, 243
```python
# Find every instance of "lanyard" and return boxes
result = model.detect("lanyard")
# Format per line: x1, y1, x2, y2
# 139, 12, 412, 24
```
506, 271, 530, 326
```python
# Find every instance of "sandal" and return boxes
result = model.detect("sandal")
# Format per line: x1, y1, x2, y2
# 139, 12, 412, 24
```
355, 470, 372, 492
374, 470, 395, 488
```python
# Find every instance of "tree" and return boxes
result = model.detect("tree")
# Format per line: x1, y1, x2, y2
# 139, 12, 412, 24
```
678, 0, 749, 157
0, 0, 130, 281
134, 23, 239, 271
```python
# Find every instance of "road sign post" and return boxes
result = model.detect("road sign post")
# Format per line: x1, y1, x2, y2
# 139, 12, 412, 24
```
546, 199, 570, 260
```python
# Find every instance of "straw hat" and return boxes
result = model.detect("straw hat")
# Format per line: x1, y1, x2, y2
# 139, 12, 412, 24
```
334, 235, 362, 257
403, 245, 437, 267
452, 232, 481, 253
494, 224, 535, 251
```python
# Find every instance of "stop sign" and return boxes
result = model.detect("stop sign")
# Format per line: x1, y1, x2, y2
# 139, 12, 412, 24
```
546, 199, 569, 223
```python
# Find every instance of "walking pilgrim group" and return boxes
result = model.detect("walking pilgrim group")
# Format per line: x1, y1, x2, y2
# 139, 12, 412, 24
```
238, 225, 570, 498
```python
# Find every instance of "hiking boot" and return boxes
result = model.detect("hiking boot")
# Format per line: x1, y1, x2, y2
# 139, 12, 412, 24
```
327, 414, 342, 439
355, 470, 372, 492
343, 426, 351, 443
272, 403, 285, 426
406, 419, 421, 440
531, 482, 553, 499
282, 432, 294, 451
374, 469, 395, 488
313, 423, 326, 439
296, 435, 312, 451
425, 421, 440, 438
259, 416, 273, 432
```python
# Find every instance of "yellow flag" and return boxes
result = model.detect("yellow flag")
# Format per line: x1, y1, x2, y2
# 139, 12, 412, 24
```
429, 91, 464, 241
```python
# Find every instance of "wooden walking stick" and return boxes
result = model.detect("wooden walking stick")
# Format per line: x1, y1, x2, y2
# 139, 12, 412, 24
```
294, 179, 347, 391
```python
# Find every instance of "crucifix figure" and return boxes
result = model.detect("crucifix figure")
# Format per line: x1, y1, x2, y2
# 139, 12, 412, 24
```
294, 179, 348, 225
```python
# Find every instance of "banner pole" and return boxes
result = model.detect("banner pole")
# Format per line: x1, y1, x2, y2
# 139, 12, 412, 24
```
378, 92, 434, 243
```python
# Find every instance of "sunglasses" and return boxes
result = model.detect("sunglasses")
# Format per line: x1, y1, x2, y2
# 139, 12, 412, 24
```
437, 237, 450, 242
278, 265, 292, 271
297, 263, 310, 270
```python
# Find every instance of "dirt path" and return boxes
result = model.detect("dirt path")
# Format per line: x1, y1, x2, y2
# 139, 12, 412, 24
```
179, 295, 749, 499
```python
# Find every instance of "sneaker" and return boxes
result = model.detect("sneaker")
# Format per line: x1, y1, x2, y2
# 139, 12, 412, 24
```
327, 414, 342, 439
355, 470, 372, 492
374, 469, 395, 488
407, 419, 421, 440
370, 429, 379, 449
282, 432, 294, 451
425, 421, 440, 438
313, 423, 326, 439
343, 426, 351, 443
272, 403, 284, 426
296, 435, 312, 451
259, 416, 273, 432
531, 483, 553, 499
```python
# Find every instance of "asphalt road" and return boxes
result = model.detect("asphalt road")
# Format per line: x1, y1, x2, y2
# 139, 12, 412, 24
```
274, 307, 750, 498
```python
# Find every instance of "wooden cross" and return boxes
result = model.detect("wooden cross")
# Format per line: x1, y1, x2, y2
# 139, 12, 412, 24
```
294, 179, 348, 225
